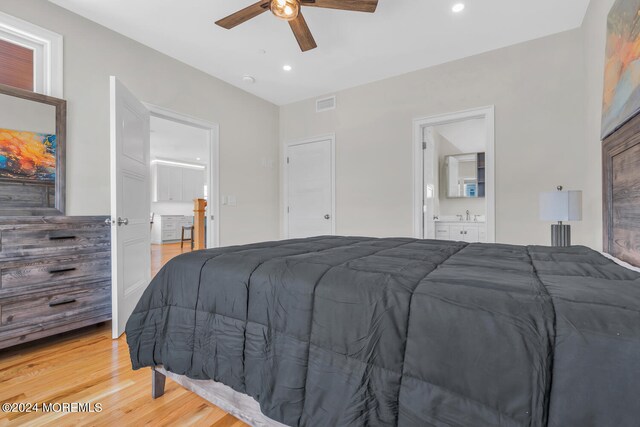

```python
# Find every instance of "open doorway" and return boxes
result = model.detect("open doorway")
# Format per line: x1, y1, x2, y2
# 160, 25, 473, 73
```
146, 106, 219, 276
109, 77, 219, 337
413, 106, 495, 243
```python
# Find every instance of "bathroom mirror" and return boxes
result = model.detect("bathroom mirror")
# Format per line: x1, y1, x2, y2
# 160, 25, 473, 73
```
0, 83, 66, 216
444, 152, 485, 199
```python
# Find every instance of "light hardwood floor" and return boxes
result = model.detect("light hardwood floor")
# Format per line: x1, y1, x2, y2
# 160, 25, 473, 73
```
151, 242, 192, 277
0, 243, 249, 427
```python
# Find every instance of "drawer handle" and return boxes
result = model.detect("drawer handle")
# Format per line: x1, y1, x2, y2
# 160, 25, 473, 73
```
49, 298, 77, 307
49, 267, 77, 274
49, 236, 77, 241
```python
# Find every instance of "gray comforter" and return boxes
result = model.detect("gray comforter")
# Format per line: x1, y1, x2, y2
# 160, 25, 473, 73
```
126, 236, 640, 426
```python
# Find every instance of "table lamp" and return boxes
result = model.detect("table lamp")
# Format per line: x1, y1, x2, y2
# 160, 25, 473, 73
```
539, 186, 582, 247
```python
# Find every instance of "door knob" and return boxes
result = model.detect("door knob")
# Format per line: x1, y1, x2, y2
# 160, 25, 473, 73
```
117, 217, 129, 226
324, 214, 331, 220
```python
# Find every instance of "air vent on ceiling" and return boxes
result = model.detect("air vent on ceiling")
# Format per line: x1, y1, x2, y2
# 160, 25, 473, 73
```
316, 95, 336, 113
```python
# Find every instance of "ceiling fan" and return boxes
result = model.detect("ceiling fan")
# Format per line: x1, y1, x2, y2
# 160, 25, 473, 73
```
215, 0, 379, 52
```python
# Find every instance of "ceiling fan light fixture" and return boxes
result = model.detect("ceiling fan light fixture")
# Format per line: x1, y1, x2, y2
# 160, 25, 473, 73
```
271, 0, 300, 21
215, 0, 378, 52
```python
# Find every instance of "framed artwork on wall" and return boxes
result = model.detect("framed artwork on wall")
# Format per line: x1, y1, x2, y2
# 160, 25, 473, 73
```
602, 0, 640, 138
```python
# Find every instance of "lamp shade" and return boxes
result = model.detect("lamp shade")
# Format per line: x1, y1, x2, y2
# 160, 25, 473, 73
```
540, 190, 582, 222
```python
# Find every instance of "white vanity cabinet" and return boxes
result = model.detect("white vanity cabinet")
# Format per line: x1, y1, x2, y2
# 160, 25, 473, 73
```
151, 215, 194, 244
435, 225, 451, 240
435, 222, 487, 243
153, 164, 205, 203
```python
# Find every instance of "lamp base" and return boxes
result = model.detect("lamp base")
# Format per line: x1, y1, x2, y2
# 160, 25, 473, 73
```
551, 224, 571, 247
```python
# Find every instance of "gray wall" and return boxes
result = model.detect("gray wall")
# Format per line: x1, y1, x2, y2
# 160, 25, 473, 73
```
280, 29, 592, 247
0, 0, 280, 246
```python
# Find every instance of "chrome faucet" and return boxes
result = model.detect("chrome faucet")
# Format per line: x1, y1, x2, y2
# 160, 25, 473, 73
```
456, 214, 464, 221
466, 210, 470, 221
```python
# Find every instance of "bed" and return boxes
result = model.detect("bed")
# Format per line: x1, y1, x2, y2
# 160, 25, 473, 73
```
127, 112, 640, 427
126, 236, 640, 427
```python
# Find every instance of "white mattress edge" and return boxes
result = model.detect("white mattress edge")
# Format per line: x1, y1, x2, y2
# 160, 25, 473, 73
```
600, 252, 640, 273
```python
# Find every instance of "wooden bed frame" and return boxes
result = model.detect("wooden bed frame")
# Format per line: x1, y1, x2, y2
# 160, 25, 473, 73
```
603, 110, 640, 268
151, 366, 285, 426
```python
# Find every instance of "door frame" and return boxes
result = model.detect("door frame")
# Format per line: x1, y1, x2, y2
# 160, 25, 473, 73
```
282, 133, 336, 239
144, 103, 220, 248
412, 106, 496, 242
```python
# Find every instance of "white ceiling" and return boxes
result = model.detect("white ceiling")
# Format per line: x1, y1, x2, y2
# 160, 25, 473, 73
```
150, 116, 209, 164
435, 118, 485, 153
49, 0, 590, 105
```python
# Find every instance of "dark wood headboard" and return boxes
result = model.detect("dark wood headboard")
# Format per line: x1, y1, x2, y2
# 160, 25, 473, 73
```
603, 111, 640, 267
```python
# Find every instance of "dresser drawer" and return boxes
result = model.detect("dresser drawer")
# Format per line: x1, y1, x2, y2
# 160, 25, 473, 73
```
0, 224, 110, 259
0, 284, 111, 330
162, 222, 177, 231
0, 252, 110, 297
162, 229, 179, 241
0, 217, 111, 350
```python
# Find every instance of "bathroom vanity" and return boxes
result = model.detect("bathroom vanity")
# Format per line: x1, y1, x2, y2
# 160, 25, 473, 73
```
435, 221, 487, 243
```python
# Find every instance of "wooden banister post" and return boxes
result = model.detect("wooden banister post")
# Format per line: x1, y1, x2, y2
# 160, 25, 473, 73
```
193, 198, 207, 250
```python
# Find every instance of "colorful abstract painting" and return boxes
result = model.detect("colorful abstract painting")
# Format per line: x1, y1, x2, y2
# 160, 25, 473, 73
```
0, 128, 56, 182
602, 0, 640, 138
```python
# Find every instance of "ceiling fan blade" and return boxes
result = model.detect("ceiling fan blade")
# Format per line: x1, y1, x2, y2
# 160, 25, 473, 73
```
215, 1, 271, 29
300, 0, 378, 13
289, 12, 317, 52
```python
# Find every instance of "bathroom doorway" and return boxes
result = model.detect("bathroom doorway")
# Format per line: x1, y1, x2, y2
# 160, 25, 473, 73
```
413, 106, 495, 242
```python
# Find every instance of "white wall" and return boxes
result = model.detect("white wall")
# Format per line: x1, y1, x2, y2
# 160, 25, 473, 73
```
281, 29, 592, 246
582, 0, 616, 252
0, 0, 280, 246
3, 0, 614, 249
434, 119, 486, 153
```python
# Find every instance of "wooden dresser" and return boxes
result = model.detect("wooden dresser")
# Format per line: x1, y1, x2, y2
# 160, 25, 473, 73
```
0, 216, 111, 349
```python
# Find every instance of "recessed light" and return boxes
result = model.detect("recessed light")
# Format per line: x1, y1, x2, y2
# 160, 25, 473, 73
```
452, 3, 465, 13
283, 64, 292, 71
196, 157, 201, 161
242, 75, 255, 84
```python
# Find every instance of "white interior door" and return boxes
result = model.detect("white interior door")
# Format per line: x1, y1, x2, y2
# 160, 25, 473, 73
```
109, 76, 151, 339
423, 127, 438, 239
286, 138, 334, 238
